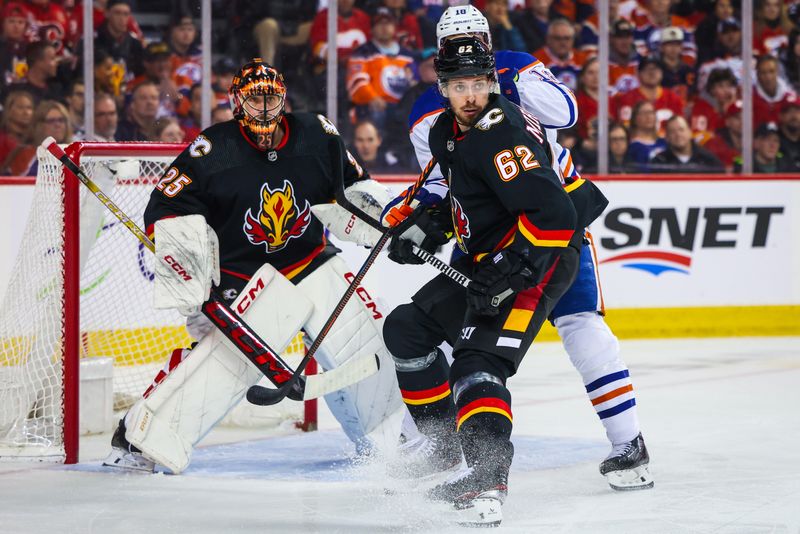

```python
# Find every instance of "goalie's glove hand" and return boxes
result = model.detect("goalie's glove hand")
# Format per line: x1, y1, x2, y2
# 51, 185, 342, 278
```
387, 208, 451, 265
381, 184, 443, 227
467, 250, 534, 316
153, 215, 220, 316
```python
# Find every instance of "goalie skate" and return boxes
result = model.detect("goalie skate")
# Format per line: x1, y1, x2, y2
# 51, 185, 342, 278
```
599, 432, 654, 491
102, 419, 155, 473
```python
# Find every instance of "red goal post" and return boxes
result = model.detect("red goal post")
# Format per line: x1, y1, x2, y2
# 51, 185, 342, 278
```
0, 142, 316, 465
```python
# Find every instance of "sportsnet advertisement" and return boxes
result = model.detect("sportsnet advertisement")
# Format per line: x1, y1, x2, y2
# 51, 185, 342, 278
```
586, 179, 798, 307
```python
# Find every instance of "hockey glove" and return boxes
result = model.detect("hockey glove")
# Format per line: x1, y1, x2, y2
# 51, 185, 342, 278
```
381, 182, 444, 227
467, 250, 535, 316
497, 67, 521, 105
388, 208, 451, 265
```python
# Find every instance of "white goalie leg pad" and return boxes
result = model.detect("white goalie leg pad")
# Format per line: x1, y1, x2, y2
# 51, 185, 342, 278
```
153, 214, 220, 315
297, 256, 404, 452
126, 263, 313, 473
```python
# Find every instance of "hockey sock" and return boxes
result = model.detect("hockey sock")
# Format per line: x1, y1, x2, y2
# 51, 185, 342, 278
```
584, 367, 640, 445
451, 355, 514, 477
555, 312, 641, 445
395, 347, 456, 436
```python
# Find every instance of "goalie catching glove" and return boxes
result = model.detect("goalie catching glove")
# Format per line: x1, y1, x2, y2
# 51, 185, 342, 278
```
387, 207, 452, 265
467, 249, 535, 316
153, 214, 220, 315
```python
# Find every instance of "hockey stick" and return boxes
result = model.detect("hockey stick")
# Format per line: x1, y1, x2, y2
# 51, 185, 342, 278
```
44, 138, 377, 402
246, 140, 427, 407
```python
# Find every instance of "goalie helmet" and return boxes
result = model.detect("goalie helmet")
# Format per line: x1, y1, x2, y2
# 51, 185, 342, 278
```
229, 58, 287, 140
435, 35, 496, 83
436, 5, 492, 49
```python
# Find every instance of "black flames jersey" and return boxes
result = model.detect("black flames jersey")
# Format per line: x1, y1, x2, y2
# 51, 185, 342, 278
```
429, 95, 589, 281
143, 113, 366, 283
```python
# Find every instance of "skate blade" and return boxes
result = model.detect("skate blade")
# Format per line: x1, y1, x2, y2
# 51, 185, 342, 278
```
102, 449, 156, 473
454, 497, 503, 528
605, 463, 654, 491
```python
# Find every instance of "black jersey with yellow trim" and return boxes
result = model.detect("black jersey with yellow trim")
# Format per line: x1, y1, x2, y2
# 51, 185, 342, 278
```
429, 94, 585, 283
143, 112, 366, 283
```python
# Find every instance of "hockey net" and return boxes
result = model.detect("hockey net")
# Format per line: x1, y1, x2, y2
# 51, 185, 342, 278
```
0, 142, 316, 463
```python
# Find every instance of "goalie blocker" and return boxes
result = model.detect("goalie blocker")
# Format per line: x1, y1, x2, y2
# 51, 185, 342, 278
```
124, 256, 400, 473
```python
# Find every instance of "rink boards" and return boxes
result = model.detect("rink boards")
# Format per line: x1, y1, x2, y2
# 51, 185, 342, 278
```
0, 174, 797, 339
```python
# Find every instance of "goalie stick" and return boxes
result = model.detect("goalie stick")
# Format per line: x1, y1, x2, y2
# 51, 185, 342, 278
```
43, 137, 378, 402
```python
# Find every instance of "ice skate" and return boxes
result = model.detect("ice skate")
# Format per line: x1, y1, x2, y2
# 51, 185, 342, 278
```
387, 433, 463, 480
427, 465, 508, 528
600, 432, 654, 491
102, 419, 155, 473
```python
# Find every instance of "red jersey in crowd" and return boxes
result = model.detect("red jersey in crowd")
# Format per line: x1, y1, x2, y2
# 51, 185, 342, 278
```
703, 129, 740, 171
754, 79, 797, 127
394, 11, 423, 50
575, 89, 597, 138
753, 25, 789, 57
69, 1, 143, 50
24, 0, 76, 56
689, 97, 725, 144
310, 7, 371, 64
612, 86, 685, 130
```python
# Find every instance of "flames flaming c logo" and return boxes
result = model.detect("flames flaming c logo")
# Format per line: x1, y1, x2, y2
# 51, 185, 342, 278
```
451, 196, 471, 254
243, 180, 311, 253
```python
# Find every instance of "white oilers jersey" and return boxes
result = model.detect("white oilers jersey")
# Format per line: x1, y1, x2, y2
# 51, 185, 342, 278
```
408, 49, 580, 203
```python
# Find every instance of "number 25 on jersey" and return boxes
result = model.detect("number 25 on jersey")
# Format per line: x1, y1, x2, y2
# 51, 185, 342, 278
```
156, 167, 193, 198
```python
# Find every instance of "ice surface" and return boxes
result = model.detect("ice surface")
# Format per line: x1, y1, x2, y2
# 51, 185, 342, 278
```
1, 337, 798, 533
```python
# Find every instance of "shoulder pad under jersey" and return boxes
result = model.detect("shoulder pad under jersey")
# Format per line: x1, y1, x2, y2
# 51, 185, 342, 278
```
494, 49, 539, 71
408, 85, 447, 131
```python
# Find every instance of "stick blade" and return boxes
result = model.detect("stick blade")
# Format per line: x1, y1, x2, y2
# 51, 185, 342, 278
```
245, 384, 285, 406
302, 352, 380, 400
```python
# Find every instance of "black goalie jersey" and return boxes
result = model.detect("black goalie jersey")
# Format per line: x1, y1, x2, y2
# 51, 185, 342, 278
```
429, 95, 607, 282
143, 113, 365, 285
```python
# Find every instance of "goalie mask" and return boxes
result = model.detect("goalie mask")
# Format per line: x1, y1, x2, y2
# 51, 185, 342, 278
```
229, 59, 287, 140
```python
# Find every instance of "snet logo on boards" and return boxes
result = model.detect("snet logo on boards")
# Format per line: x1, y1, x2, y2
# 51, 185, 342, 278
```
596, 206, 784, 276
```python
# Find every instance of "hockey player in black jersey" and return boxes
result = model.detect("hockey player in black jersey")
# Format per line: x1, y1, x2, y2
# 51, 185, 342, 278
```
104, 59, 403, 473
381, 37, 608, 526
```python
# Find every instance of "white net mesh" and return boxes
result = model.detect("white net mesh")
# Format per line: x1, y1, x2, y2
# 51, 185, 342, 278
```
0, 144, 310, 461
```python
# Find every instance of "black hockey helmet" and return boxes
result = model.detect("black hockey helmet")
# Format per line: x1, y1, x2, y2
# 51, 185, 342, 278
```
229, 58, 287, 138
434, 35, 496, 83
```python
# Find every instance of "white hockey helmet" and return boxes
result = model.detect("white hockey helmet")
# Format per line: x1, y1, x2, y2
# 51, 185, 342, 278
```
436, 4, 492, 49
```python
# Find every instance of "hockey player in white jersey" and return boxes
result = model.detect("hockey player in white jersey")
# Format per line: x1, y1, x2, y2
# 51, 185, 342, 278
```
103, 59, 404, 474
382, 5, 653, 492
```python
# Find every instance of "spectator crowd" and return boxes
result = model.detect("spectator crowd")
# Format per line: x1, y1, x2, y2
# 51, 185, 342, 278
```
0, 0, 798, 176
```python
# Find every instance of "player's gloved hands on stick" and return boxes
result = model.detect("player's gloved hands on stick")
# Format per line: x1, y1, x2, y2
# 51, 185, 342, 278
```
381, 184, 443, 228
387, 209, 451, 265
467, 250, 535, 316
